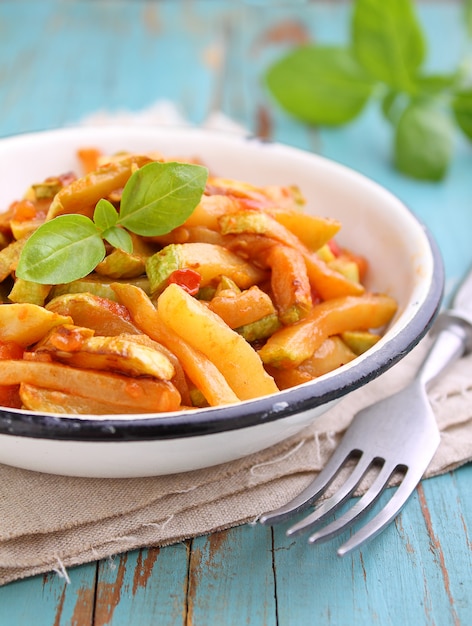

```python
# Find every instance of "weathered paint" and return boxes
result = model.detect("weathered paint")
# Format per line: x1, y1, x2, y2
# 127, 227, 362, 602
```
0, 2, 471, 625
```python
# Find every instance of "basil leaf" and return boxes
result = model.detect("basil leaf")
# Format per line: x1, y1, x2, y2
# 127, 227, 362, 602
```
16, 215, 106, 284
118, 161, 208, 236
452, 89, 472, 141
352, 0, 426, 92
414, 73, 458, 94
381, 90, 405, 125
394, 100, 454, 181
94, 198, 119, 231
265, 46, 374, 125
102, 226, 133, 253
466, 0, 472, 38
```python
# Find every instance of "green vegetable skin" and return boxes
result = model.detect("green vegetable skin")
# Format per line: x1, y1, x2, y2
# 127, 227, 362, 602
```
236, 314, 281, 343
8, 278, 51, 306
341, 330, 380, 356
49, 275, 151, 302
146, 242, 265, 296
265, 0, 472, 181
95, 248, 145, 280
146, 244, 181, 295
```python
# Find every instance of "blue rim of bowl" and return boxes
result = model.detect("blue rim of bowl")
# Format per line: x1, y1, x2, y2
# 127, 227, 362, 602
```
0, 221, 444, 442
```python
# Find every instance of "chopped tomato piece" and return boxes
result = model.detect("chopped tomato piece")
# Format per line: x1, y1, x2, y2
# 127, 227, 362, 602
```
168, 268, 201, 296
12, 200, 37, 222
327, 238, 342, 257
0, 386, 22, 409
57, 172, 77, 187
77, 147, 102, 173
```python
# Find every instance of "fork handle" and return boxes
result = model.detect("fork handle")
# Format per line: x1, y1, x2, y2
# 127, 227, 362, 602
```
416, 313, 471, 388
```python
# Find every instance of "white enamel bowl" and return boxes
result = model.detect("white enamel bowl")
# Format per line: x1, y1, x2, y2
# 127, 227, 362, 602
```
0, 126, 443, 477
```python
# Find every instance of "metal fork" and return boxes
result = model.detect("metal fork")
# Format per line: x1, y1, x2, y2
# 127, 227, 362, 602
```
260, 270, 472, 555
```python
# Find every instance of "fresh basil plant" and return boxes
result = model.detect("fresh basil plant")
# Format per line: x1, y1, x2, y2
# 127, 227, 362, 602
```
266, 0, 472, 181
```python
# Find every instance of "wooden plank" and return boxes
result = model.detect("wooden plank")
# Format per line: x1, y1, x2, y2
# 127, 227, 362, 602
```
417, 468, 472, 624
187, 525, 277, 626
0, 562, 96, 625
0, 1, 230, 137
93, 544, 189, 626
271, 473, 472, 625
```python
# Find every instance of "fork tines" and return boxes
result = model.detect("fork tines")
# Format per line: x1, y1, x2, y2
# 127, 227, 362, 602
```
260, 420, 435, 557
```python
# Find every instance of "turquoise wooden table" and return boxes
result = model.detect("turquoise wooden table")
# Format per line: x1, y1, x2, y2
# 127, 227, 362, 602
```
0, 1, 471, 624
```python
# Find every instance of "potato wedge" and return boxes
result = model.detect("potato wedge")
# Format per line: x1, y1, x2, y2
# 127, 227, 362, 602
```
297, 336, 358, 377
154, 313, 241, 406
208, 285, 276, 329
124, 333, 191, 405
0, 239, 26, 281
218, 210, 304, 251
303, 251, 365, 299
36, 328, 175, 380
226, 232, 364, 300
272, 212, 341, 251
157, 283, 278, 400
46, 292, 141, 336
258, 294, 397, 368
148, 225, 228, 247
183, 194, 240, 230
0, 304, 72, 347
218, 204, 341, 254
267, 337, 357, 389
182, 227, 229, 246
0, 360, 181, 412
266, 245, 312, 324
19, 383, 164, 415
146, 242, 266, 295
46, 155, 152, 220
206, 177, 303, 211
111, 282, 239, 406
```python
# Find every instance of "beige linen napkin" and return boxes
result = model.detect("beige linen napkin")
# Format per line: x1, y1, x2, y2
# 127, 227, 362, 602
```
1, 336, 471, 586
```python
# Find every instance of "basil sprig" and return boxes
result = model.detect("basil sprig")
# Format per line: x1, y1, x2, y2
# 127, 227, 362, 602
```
16, 161, 208, 284
266, 0, 472, 181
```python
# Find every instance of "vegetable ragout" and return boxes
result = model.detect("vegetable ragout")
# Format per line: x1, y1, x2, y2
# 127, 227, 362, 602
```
0, 148, 397, 414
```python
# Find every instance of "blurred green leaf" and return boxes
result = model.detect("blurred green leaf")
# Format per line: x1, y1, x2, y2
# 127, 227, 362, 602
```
352, 0, 426, 91
414, 73, 458, 94
263, 0, 470, 182
265, 46, 374, 125
394, 100, 454, 181
452, 88, 472, 141
381, 90, 404, 124
465, 0, 472, 38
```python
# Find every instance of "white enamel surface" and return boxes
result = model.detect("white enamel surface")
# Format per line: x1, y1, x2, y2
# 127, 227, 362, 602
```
0, 402, 333, 477
0, 126, 436, 477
